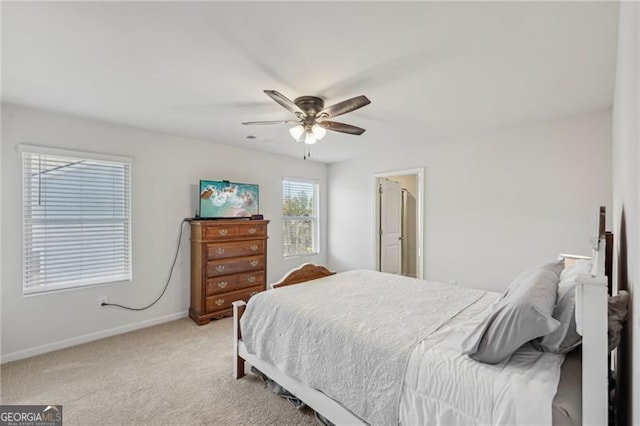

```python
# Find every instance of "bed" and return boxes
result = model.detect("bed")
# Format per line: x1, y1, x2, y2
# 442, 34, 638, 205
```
232, 207, 622, 425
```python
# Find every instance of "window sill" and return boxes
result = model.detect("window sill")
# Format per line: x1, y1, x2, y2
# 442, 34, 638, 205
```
283, 252, 320, 260
23, 277, 132, 296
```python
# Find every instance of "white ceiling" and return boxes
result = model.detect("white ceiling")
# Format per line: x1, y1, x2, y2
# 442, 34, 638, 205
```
1, 1, 619, 163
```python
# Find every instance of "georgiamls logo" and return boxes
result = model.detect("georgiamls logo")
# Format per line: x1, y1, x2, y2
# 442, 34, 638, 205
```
0, 404, 62, 424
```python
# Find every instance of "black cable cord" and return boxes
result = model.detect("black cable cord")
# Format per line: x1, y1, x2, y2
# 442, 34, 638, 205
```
102, 218, 190, 311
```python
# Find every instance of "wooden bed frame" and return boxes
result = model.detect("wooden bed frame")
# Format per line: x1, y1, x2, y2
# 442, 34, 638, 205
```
270, 263, 335, 289
232, 209, 614, 425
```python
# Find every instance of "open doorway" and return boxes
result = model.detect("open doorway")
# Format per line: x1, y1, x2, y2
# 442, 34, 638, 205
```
373, 168, 424, 279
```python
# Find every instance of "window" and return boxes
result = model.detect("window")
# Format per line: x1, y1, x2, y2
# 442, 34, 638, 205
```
21, 145, 132, 294
282, 178, 319, 258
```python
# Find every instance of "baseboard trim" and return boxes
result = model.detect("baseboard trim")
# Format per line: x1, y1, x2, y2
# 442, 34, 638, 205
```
1, 311, 188, 363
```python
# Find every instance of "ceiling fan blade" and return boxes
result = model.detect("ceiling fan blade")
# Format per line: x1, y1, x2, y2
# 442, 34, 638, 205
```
317, 121, 366, 135
242, 120, 299, 125
264, 90, 304, 116
318, 95, 370, 119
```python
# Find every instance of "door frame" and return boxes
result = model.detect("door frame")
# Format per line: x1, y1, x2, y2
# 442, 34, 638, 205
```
373, 168, 424, 279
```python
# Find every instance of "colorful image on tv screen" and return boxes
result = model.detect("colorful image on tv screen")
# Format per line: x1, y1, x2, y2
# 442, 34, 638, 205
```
199, 181, 259, 218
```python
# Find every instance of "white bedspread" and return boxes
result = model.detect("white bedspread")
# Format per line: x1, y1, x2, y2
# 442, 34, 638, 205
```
401, 292, 565, 425
241, 270, 485, 425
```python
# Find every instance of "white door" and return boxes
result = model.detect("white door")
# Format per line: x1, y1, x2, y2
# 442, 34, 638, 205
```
380, 178, 402, 274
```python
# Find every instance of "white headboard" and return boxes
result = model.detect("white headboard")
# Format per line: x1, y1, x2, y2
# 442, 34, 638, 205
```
574, 207, 610, 425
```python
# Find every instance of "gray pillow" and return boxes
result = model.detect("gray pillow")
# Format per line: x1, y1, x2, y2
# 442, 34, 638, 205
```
538, 259, 592, 353
462, 260, 563, 364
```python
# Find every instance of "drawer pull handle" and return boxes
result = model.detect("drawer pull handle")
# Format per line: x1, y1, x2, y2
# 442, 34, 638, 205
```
249, 292, 258, 297
250, 245, 258, 251
215, 299, 224, 306
215, 265, 225, 272
215, 248, 225, 255
250, 260, 258, 267
248, 276, 256, 283
248, 228, 257, 234
218, 229, 228, 236
217, 281, 228, 289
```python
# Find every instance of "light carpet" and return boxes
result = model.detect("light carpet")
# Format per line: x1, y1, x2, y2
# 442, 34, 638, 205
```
0, 317, 317, 425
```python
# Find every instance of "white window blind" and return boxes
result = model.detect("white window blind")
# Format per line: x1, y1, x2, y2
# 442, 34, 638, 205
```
282, 178, 319, 257
21, 146, 132, 294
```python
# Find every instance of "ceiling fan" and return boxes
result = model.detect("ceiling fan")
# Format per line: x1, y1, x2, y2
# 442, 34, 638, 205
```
242, 90, 371, 145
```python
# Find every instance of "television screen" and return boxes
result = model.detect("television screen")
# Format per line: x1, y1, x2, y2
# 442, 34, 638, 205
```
199, 180, 259, 219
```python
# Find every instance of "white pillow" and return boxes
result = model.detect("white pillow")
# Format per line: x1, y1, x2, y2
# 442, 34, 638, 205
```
538, 259, 592, 353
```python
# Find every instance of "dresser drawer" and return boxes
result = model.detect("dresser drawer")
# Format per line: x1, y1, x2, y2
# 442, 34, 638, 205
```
205, 240, 264, 260
205, 286, 262, 313
206, 255, 264, 277
237, 271, 264, 289
237, 223, 267, 238
201, 222, 267, 241
203, 224, 238, 240
206, 271, 265, 295
205, 275, 239, 295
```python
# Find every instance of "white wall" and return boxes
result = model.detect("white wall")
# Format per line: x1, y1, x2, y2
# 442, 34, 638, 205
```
1, 103, 327, 361
328, 110, 612, 293
612, 2, 640, 423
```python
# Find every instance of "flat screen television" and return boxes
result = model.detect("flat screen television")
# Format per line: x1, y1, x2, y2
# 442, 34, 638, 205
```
198, 180, 259, 219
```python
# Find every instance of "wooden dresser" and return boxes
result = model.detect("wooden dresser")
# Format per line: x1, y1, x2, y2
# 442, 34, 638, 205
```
189, 219, 269, 325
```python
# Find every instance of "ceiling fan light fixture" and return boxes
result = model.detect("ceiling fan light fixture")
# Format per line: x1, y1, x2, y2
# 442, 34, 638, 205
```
304, 131, 318, 145
311, 124, 326, 140
289, 124, 305, 141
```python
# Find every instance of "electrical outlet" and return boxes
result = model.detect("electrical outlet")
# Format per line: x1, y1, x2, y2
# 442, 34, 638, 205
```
99, 296, 108, 306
